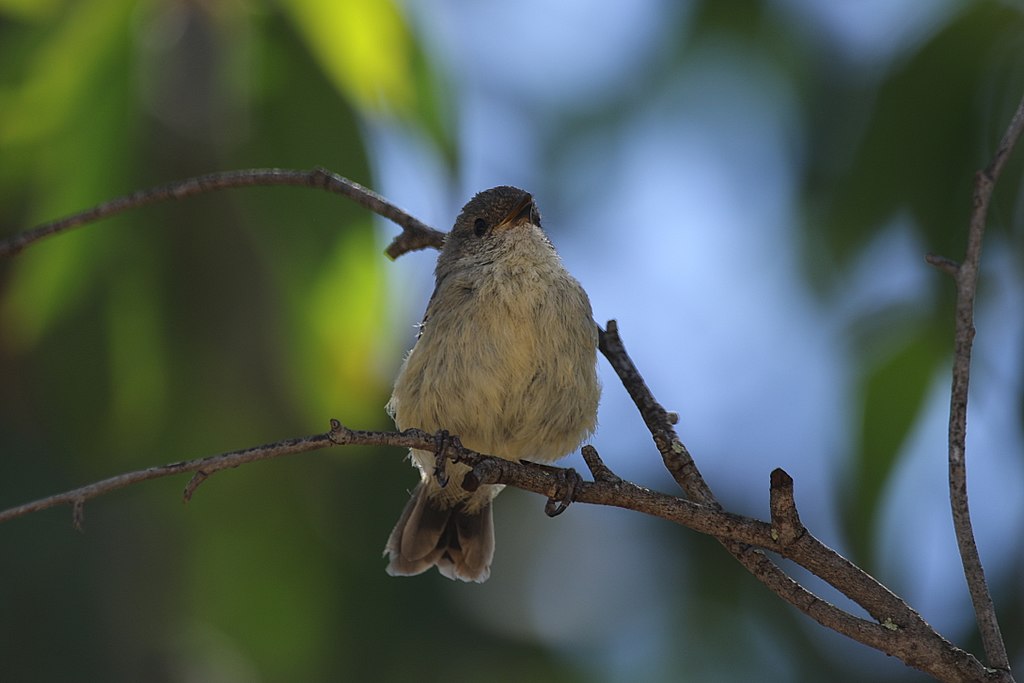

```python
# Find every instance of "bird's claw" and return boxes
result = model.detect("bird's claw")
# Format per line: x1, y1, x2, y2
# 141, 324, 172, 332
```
544, 467, 582, 517
433, 429, 451, 487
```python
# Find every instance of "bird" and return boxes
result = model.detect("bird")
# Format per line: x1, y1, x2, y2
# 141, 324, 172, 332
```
384, 185, 600, 582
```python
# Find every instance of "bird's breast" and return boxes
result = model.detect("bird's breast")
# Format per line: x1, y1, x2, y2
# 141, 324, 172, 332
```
392, 261, 599, 462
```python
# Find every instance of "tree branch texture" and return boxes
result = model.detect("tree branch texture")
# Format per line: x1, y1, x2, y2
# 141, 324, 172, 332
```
0, 167, 446, 261
0, 339, 1004, 681
0, 432, 337, 528
928, 91, 1024, 673
2, 91, 1023, 681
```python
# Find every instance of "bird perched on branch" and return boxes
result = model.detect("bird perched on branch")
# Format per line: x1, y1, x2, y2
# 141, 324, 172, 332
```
384, 186, 601, 582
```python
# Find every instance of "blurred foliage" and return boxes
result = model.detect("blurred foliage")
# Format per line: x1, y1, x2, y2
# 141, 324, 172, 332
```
0, 1, 474, 681
1, 1, 1023, 682
845, 323, 946, 565
797, 2, 1024, 580
805, 2, 1024, 265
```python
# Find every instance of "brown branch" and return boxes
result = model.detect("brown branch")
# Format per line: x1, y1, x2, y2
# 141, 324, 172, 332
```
764, 472, 990, 682
0, 167, 446, 261
925, 253, 961, 278
0, 162, 1015, 680
580, 445, 622, 484
0, 424, 1005, 680
597, 320, 1004, 683
599, 321, 714, 505
931, 92, 1024, 673
0, 432, 336, 525
769, 468, 803, 545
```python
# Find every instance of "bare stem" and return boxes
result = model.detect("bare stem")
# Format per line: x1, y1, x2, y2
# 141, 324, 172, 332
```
941, 92, 1024, 672
1, 148, 1018, 680
0, 415, 1002, 681
0, 167, 446, 260
597, 321, 1002, 683
0, 432, 336, 526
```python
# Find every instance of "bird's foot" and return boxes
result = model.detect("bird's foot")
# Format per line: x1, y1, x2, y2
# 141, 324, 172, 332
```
520, 462, 582, 517
433, 429, 452, 488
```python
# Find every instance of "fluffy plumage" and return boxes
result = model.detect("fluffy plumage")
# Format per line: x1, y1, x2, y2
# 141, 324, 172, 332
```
384, 186, 600, 582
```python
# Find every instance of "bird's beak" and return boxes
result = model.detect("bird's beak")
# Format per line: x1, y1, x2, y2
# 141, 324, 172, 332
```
495, 193, 534, 230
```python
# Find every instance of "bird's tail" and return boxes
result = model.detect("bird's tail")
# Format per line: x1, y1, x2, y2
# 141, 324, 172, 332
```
384, 482, 495, 583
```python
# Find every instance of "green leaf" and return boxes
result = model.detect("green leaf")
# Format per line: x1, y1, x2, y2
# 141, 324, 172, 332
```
0, 0, 134, 147
282, 0, 414, 115
809, 3, 1024, 265
846, 326, 944, 564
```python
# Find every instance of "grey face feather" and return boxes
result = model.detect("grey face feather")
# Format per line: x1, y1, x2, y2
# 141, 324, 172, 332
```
453, 185, 540, 237
437, 186, 553, 280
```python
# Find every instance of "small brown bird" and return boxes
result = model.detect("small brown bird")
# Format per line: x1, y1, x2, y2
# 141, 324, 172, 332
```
384, 186, 601, 582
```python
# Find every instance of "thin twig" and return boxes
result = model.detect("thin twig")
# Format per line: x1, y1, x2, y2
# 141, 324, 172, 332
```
940, 92, 1024, 672
768, 468, 803, 545
1, 415, 997, 681
0, 167, 446, 260
924, 253, 960, 278
0, 432, 336, 524
599, 321, 714, 505
0, 161, 1014, 679
580, 445, 622, 484
597, 320, 999, 683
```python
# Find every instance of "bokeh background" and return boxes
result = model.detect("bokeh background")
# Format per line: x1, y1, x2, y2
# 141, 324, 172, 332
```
2, 1, 1024, 681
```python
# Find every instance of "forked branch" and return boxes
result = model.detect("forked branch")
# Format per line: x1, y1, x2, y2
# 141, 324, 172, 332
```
0, 323, 1008, 682
925, 91, 1024, 673
3, 92, 1023, 680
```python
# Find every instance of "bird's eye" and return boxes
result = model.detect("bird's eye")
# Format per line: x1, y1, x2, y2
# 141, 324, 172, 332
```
473, 217, 488, 236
